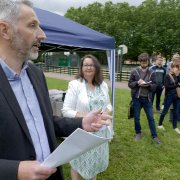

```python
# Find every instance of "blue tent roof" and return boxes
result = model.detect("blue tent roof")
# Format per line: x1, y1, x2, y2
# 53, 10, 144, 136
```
34, 8, 115, 51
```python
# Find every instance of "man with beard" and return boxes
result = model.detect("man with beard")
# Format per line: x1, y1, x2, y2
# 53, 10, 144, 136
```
128, 53, 161, 144
0, 1, 111, 180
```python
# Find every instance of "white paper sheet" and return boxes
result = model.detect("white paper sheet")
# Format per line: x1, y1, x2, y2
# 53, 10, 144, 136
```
140, 81, 152, 85
41, 128, 111, 168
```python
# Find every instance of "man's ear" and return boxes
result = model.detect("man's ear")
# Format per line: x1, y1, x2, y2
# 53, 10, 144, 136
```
0, 21, 11, 40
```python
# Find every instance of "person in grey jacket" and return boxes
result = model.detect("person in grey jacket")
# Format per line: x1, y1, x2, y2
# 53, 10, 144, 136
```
128, 53, 161, 144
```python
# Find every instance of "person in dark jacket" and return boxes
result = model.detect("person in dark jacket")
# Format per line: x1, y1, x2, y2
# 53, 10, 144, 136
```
0, 1, 111, 180
128, 53, 161, 144
150, 54, 166, 112
166, 54, 180, 121
158, 63, 180, 133
166, 53, 180, 75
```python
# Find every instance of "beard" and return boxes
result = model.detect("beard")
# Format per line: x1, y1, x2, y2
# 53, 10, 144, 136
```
10, 30, 39, 61
28, 50, 39, 60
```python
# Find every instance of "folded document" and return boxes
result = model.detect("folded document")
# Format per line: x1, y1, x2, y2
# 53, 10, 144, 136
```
41, 128, 111, 168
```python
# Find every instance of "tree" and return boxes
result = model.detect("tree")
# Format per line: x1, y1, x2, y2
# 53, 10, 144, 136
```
65, 0, 180, 60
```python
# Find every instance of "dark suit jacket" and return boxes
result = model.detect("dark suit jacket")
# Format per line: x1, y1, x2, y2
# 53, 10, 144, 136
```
0, 63, 82, 180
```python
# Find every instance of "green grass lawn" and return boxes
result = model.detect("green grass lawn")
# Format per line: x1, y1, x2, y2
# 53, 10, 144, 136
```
46, 77, 180, 180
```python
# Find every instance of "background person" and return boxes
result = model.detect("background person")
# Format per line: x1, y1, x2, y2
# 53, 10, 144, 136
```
128, 53, 161, 144
158, 63, 180, 133
0, 1, 111, 180
150, 54, 166, 112
62, 54, 112, 180
165, 54, 180, 121
166, 53, 180, 74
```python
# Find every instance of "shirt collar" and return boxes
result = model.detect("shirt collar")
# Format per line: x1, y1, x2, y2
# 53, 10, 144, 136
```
0, 58, 28, 80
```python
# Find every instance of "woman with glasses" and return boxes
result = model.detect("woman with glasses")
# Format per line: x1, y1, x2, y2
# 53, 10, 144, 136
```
62, 54, 112, 180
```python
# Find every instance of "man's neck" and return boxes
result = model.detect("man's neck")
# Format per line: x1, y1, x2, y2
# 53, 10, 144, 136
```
140, 66, 148, 72
0, 55, 24, 75
0, 48, 24, 74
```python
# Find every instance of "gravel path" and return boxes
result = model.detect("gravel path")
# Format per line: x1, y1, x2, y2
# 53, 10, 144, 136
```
44, 72, 129, 90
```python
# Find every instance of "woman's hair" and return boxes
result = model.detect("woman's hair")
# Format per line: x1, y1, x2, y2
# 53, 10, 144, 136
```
76, 54, 103, 86
0, 0, 32, 25
170, 63, 180, 74
172, 53, 180, 60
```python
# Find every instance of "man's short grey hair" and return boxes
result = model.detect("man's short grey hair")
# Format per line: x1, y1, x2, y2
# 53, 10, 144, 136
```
0, 0, 33, 24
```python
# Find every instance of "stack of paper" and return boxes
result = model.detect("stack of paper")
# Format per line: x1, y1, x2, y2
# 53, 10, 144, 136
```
41, 128, 111, 168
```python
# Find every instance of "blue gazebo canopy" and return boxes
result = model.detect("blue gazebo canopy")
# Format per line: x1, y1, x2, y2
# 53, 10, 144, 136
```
34, 7, 116, 129
34, 7, 115, 52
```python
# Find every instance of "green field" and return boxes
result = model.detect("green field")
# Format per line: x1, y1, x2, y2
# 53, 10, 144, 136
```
46, 77, 180, 180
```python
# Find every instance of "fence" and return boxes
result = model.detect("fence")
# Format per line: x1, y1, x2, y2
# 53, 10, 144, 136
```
36, 63, 131, 81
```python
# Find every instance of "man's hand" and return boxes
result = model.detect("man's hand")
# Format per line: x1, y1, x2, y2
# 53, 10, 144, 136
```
18, 161, 57, 180
138, 79, 145, 85
82, 109, 112, 132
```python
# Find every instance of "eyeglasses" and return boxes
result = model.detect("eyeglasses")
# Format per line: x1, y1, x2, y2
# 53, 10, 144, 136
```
83, 64, 95, 68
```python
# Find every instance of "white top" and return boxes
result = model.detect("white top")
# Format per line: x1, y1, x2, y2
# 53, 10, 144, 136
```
62, 79, 112, 117
62, 78, 112, 178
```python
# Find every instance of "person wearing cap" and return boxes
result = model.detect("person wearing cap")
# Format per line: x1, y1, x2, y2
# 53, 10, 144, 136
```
128, 53, 161, 144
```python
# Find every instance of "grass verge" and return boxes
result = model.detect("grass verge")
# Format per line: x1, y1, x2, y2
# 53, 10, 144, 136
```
47, 77, 180, 180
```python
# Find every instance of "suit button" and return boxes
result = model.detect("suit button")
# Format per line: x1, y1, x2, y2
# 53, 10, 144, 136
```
29, 156, 35, 160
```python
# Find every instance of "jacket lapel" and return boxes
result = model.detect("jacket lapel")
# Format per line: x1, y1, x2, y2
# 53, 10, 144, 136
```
0, 65, 33, 144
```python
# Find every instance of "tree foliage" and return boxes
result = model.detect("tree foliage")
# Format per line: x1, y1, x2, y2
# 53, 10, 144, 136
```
65, 0, 180, 60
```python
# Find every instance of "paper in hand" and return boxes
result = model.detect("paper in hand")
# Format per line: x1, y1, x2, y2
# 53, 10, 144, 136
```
41, 128, 111, 168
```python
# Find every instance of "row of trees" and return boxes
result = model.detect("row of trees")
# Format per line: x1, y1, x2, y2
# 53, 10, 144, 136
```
65, 0, 180, 61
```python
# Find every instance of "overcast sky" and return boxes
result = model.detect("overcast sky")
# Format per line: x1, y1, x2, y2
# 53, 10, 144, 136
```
31, 0, 144, 15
